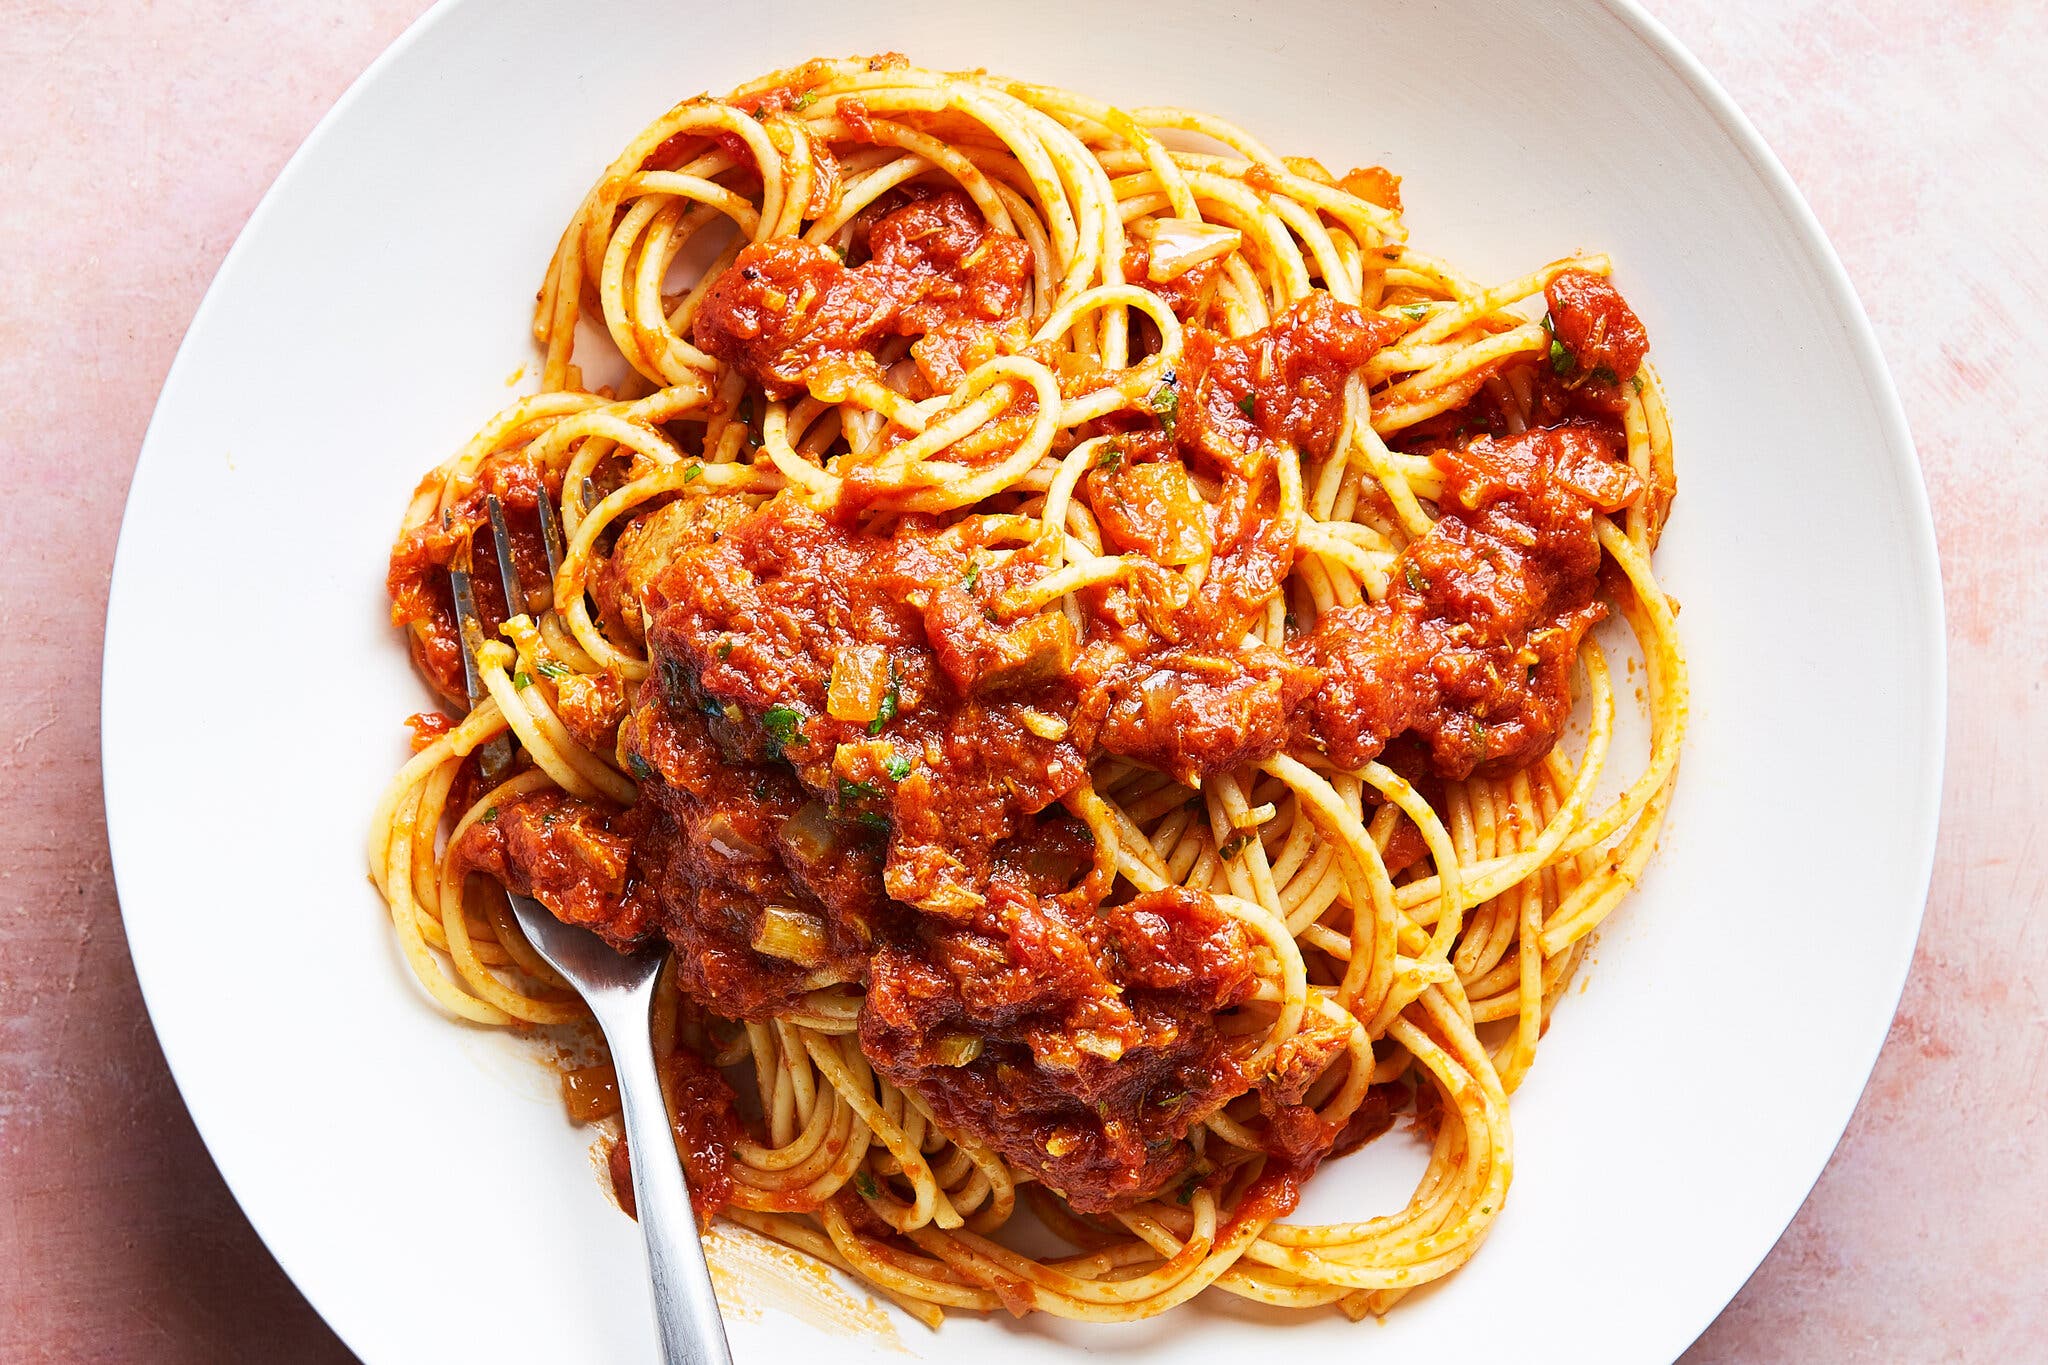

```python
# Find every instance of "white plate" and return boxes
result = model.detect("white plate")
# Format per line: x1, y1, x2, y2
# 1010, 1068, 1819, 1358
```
103, 1, 1943, 1361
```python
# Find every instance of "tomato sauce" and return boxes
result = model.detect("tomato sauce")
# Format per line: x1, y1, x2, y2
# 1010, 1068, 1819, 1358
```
421, 192, 1655, 1210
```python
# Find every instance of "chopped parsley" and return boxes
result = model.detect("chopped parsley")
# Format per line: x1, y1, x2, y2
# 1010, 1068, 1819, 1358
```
481, 806, 499, 824
1399, 303, 1429, 321
536, 659, 571, 679
1218, 831, 1256, 861
1592, 365, 1618, 386
539, 811, 558, 829
1153, 1090, 1185, 1108
1093, 440, 1124, 472
838, 777, 883, 804
752, 780, 770, 800
1403, 562, 1429, 594
761, 704, 804, 755
853, 1171, 879, 1200
658, 655, 692, 701
962, 557, 981, 589
627, 752, 655, 781
716, 640, 733, 660
1147, 369, 1180, 439
1236, 392, 1257, 418
791, 90, 818, 110
1631, 374, 1645, 394
854, 811, 890, 832
750, 106, 769, 121
512, 671, 533, 689
866, 665, 900, 735
1549, 337, 1575, 376
683, 463, 703, 483
1176, 1176, 1201, 1205
883, 752, 914, 782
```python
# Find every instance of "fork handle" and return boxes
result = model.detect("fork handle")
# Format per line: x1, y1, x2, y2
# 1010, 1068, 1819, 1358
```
606, 986, 735, 1365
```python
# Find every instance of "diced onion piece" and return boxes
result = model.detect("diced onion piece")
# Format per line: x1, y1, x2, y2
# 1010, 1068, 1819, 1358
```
561, 1063, 620, 1123
1072, 1031, 1126, 1061
780, 802, 836, 865
932, 1033, 984, 1067
1132, 217, 1242, 283
827, 643, 890, 722
752, 904, 829, 967
1018, 708, 1068, 740
1045, 1130, 1080, 1158
700, 810, 767, 861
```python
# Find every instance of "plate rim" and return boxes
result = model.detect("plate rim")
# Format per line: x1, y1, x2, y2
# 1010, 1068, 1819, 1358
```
101, 0, 1948, 1359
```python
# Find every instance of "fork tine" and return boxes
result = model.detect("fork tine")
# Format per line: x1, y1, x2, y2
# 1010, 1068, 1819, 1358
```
535, 488, 565, 603
450, 503, 518, 782
485, 493, 526, 615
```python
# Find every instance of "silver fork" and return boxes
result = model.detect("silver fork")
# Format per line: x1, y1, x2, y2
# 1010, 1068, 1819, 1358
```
454, 494, 733, 1365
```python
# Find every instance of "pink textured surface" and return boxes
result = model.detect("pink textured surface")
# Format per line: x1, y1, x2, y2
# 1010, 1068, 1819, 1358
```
0, 1, 2038, 1359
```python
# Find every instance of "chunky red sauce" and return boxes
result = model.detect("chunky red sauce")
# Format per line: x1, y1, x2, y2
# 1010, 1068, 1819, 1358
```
427, 191, 1652, 1211
693, 189, 1031, 399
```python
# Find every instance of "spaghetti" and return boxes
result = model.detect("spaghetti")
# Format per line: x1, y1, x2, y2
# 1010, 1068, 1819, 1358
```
369, 55, 1684, 1328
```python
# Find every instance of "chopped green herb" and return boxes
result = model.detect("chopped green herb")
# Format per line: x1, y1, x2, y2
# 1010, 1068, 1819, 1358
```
512, 671, 533, 689
883, 752, 914, 782
1592, 365, 1618, 386
1153, 1090, 1185, 1108
1093, 440, 1124, 472
1541, 311, 1556, 335
481, 806, 499, 824
536, 659, 571, 679
1176, 1176, 1200, 1205
831, 242, 849, 264
750, 106, 769, 121
627, 753, 655, 781
962, 557, 981, 589
1219, 831, 1256, 861
1283, 611, 1299, 633
1399, 303, 1429, 321
1403, 562, 1429, 594
752, 780, 771, 800
1095, 1099, 1110, 1117
683, 463, 703, 483
853, 1171, 879, 1200
1236, 392, 1257, 418
854, 810, 890, 831
762, 704, 804, 755
1468, 722, 1490, 761
866, 665, 900, 735
1631, 373, 1645, 394
1147, 369, 1180, 439
839, 777, 883, 804
540, 811, 558, 829
440, 508, 452, 530
1549, 337, 1575, 376
791, 90, 817, 110
659, 655, 692, 701
716, 641, 733, 660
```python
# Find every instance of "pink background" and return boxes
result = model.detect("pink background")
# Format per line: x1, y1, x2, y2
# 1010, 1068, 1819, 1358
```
3, 1, 2041, 1359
